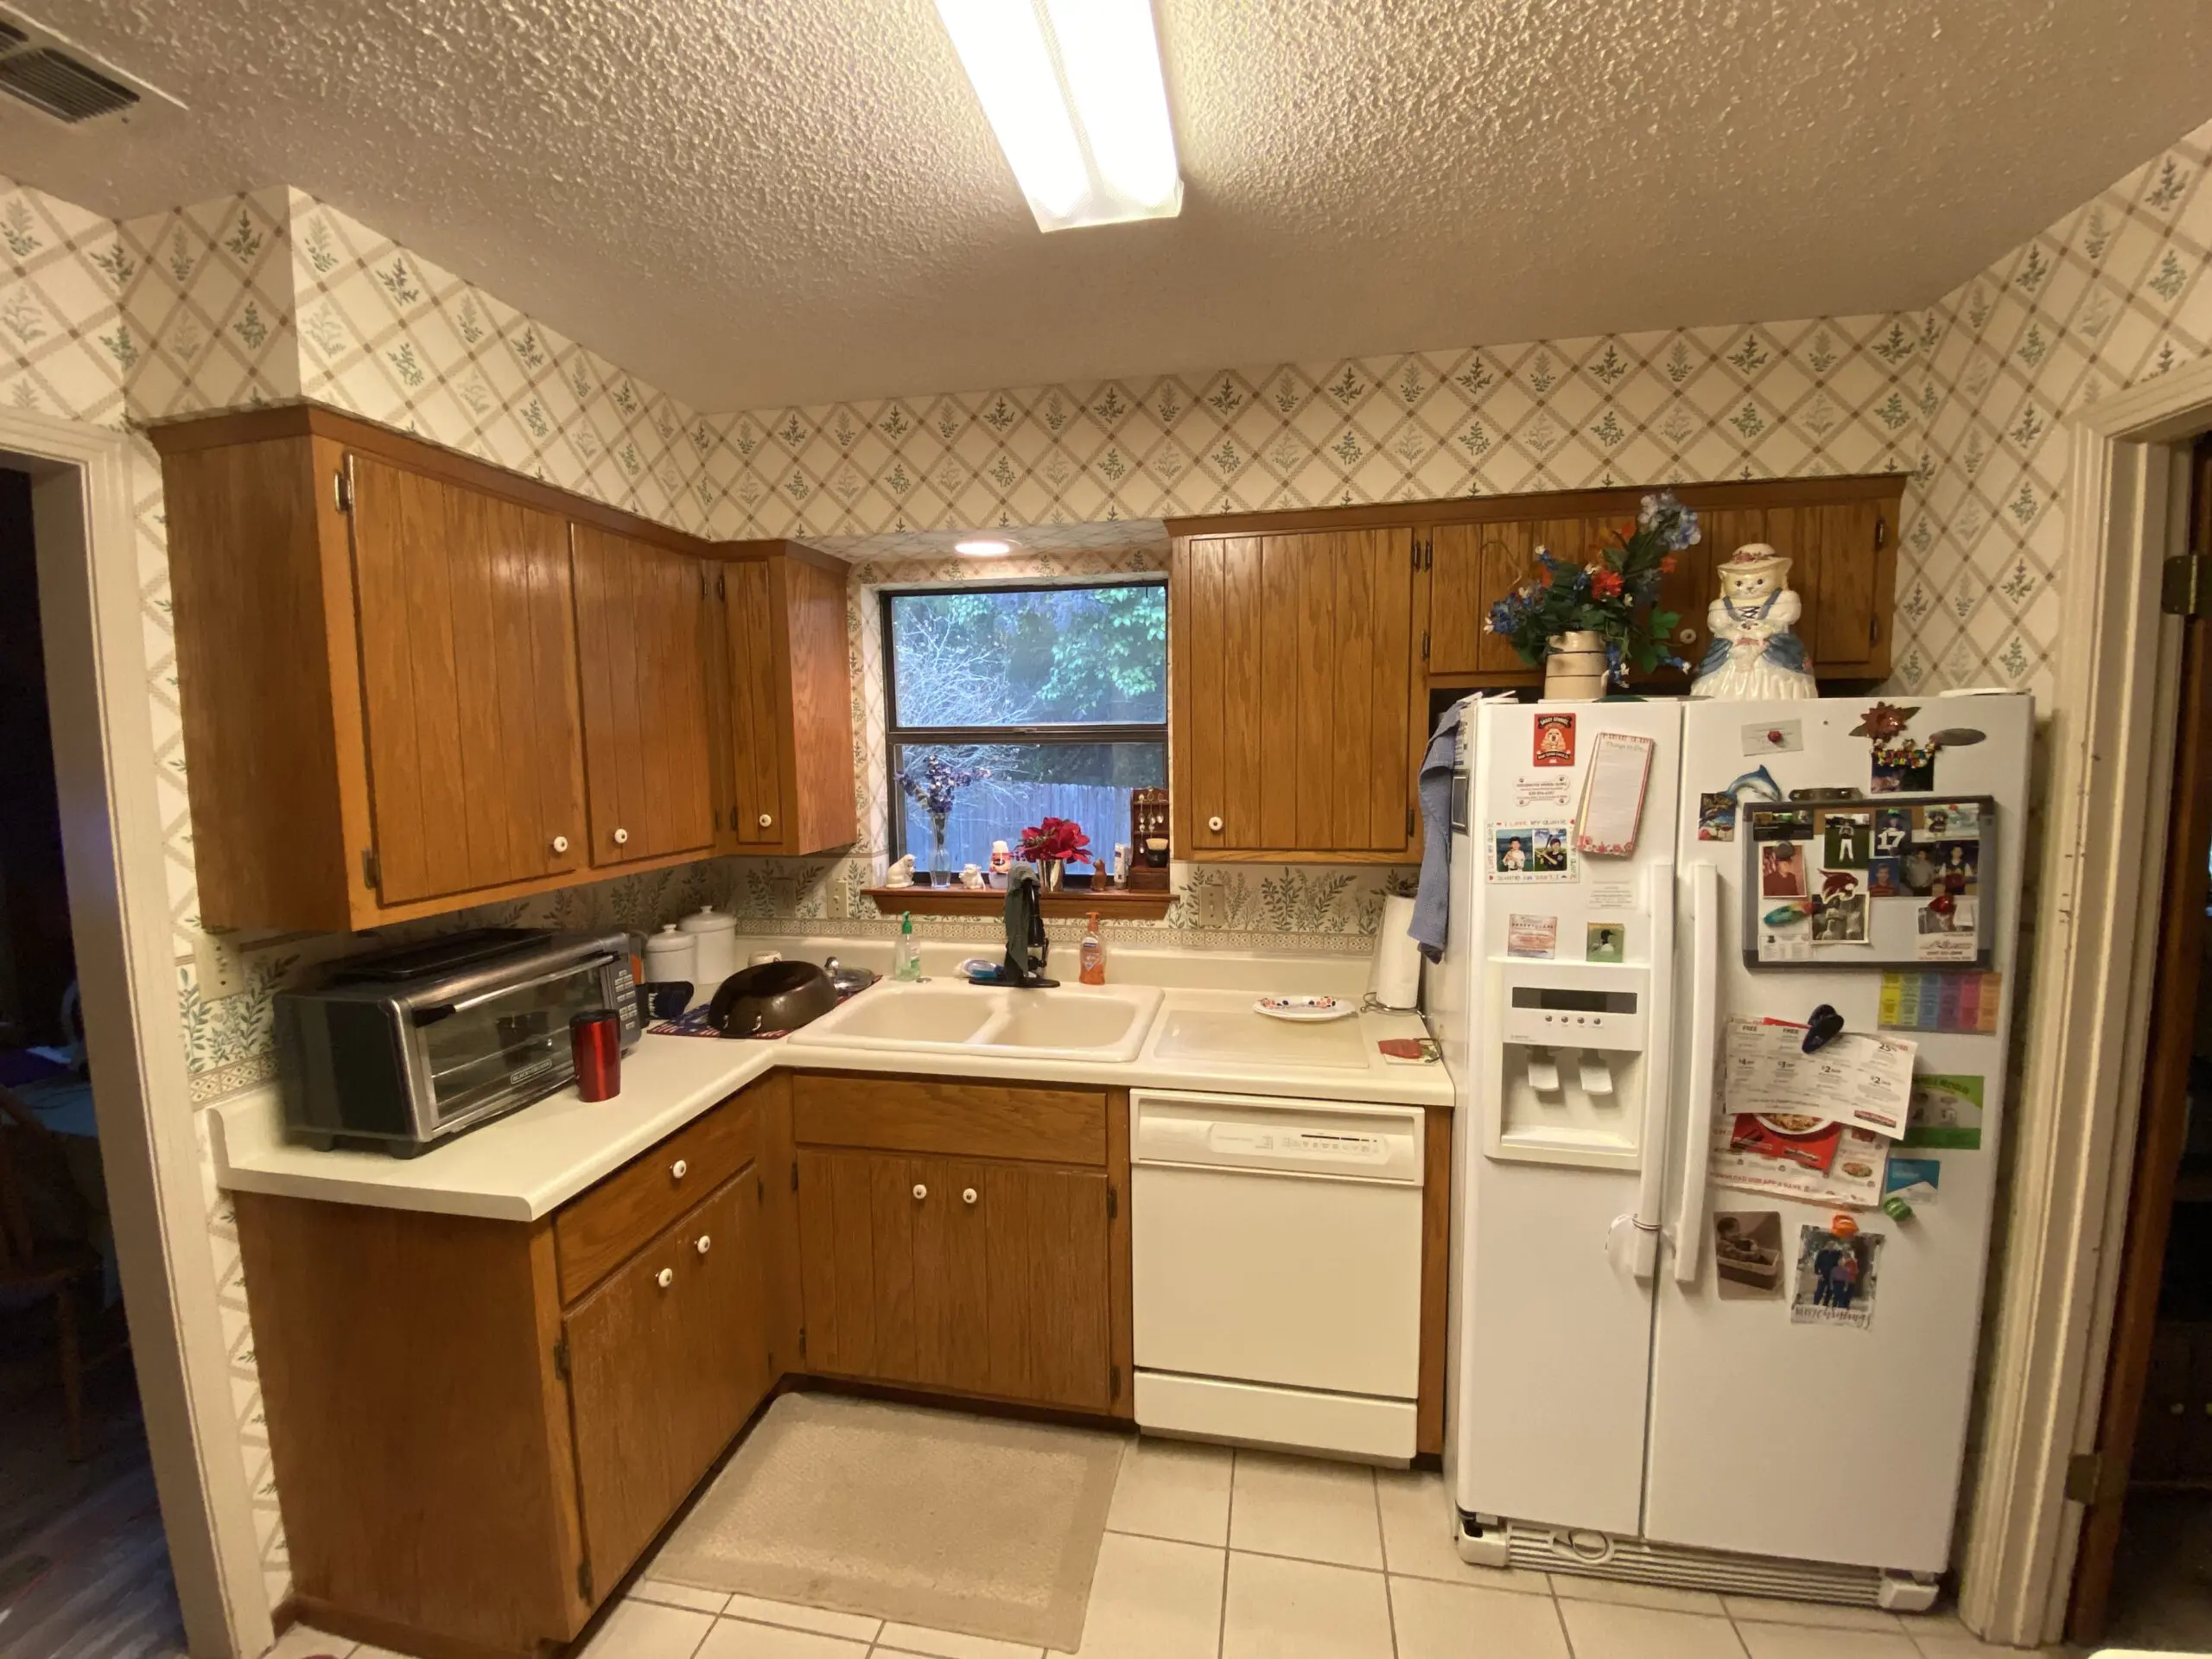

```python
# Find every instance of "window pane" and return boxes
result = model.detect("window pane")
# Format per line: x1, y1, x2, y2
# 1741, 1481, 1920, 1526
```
889, 584, 1166, 727
891, 741, 1166, 869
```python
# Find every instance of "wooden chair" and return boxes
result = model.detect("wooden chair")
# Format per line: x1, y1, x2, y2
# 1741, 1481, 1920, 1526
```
0, 1083, 105, 1460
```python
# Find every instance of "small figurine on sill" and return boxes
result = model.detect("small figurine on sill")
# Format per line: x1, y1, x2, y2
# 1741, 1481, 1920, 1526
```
1689, 543, 1818, 702
884, 854, 916, 887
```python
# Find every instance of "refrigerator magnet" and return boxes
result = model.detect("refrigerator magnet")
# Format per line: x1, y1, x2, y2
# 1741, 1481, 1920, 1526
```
1575, 731, 1656, 855
1713, 1211, 1785, 1298
1489, 822, 1576, 881
1507, 914, 1559, 958
1819, 810, 1872, 869
1697, 791, 1738, 841
1586, 921, 1626, 963
1742, 719, 1803, 756
1791, 1225, 1884, 1329
1533, 712, 1575, 766
1885, 1157, 1942, 1207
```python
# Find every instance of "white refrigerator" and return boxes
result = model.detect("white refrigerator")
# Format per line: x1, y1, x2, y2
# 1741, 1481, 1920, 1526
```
1430, 691, 2032, 1606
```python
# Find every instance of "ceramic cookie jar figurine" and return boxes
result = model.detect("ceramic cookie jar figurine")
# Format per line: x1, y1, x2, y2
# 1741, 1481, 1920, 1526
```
1689, 543, 1819, 701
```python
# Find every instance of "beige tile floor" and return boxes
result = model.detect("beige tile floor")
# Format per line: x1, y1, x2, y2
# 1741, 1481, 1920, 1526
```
270, 1440, 2077, 1659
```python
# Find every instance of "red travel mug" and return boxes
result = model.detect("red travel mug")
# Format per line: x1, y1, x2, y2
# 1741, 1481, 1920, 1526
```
569, 1009, 622, 1102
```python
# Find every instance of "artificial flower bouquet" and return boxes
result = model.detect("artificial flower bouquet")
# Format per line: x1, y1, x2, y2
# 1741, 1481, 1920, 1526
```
1484, 490, 1700, 685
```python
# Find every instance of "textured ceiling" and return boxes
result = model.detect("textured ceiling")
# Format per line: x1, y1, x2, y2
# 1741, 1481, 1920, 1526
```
11, 1, 2212, 411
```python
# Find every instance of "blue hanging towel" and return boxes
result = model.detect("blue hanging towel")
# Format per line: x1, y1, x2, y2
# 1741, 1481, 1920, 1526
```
1410, 700, 1463, 962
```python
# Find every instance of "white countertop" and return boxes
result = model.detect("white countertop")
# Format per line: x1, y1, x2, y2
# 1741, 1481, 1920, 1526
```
210, 981, 1450, 1224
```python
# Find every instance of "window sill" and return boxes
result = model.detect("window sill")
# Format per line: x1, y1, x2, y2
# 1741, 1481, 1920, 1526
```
861, 885, 1175, 920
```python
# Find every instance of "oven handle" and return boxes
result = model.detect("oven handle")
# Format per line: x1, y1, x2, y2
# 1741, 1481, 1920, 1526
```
418, 955, 616, 1020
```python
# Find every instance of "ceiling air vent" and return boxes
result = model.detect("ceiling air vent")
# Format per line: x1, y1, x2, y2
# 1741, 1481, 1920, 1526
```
0, 45, 138, 122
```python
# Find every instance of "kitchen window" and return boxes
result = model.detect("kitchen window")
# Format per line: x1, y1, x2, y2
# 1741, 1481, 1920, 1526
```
882, 580, 1167, 874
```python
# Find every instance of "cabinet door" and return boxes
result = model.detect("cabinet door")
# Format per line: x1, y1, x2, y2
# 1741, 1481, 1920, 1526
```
570, 525, 717, 866
1429, 519, 1541, 676
980, 1162, 1114, 1410
666, 1173, 772, 1484
567, 1173, 764, 1591
723, 559, 789, 849
795, 1148, 1110, 1408
1176, 527, 1416, 856
346, 454, 584, 906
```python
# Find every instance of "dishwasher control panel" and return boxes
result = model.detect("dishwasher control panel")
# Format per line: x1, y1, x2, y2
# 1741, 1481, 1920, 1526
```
1130, 1090, 1425, 1183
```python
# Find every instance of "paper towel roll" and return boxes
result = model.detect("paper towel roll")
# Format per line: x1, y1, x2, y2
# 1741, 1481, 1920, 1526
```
1366, 894, 1422, 1011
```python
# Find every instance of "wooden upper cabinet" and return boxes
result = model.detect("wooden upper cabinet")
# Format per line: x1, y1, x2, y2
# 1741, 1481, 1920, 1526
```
153, 406, 734, 931
1421, 478, 1904, 689
719, 546, 856, 857
570, 525, 718, 867
1171, 527, 1421, 861
346, 454, 586, 907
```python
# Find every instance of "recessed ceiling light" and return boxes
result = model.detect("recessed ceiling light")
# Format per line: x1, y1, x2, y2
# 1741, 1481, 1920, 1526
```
955, 538, 1015, 557
933, 0, 1182, 233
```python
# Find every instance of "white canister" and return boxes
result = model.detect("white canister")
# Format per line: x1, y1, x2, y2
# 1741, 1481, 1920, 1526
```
642, 924, 697, 986
678, 906, 739, 993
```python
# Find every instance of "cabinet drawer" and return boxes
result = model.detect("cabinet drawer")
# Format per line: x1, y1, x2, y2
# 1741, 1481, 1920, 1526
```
791, 1075, 1106, 1166
556, 1096, 761, 1302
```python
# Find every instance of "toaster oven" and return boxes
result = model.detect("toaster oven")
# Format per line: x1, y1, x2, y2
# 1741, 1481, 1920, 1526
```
274, 928, 639, 1155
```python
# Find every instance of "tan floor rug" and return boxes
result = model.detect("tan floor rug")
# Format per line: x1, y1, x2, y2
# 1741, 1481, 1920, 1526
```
652, 1392, 1124, 1649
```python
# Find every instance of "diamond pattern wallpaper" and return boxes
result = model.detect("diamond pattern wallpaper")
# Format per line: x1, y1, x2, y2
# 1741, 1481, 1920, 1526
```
5, 108, 2212, 1617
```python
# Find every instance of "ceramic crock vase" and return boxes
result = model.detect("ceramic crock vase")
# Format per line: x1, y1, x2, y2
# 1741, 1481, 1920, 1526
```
1543, 630, 1611, 701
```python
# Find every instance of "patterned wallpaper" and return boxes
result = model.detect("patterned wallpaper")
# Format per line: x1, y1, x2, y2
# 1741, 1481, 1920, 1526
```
6, 110, 2212, 1620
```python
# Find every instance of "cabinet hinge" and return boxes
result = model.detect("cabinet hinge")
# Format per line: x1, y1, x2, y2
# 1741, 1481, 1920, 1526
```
577, 1560, 593, 1603
334, 456, 354, 514
1407, 804, 1415, 837
2065, 1450, 2125, 1506
757, 1173, 766, 1204
1425, 534, 1434, 570
1110, 1363, 1122, 1401
791, 1160, 799, 1192
551, 1337, 569, 1382
1421, 628, 1430, 662
798, 1325, 807, 1357
1874, 512, 1886, 551
1106, 1186, 1117, 1222
717, 573, 726, 600
359, 847, 380, 890
2163, 552, 2206, 617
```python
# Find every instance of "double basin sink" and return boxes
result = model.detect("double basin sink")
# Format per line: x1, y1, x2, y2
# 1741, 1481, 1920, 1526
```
785, 980, 1166, 1064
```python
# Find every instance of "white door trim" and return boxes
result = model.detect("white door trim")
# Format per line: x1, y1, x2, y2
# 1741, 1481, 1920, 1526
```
1955, 358, 2212, 1646
2, 408, 271, 1658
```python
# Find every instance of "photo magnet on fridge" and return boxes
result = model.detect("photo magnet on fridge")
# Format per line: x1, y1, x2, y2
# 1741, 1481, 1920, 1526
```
1867, 857, 1903, 897
1713, 1211, 1785, 1299
1820, 810, 1872, 869
1533, 713, 1575, 767
1758, 841, 1808, 898
1586, 921, 1625, 963
1507, 914, 1559, 959
1697, 791, 1738, 842
1791, 1226, 1883, 1329
1490, 823, 1576, 880
1874, 807, 1912, 856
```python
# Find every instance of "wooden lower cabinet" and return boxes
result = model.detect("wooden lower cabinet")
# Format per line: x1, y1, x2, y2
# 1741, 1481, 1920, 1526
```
794, 1148, 1115, 1409
567, 1171, 769, 1598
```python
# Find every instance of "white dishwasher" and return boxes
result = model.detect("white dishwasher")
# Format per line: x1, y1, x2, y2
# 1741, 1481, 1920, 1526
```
1130, 1089, 1427, 1461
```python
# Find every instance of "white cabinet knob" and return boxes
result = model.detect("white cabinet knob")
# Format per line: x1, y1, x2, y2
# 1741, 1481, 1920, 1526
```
962, 1187, 977, 1205
1208, 815, 1224, 832
912, 1183, 928, 1200
757, 812, 773, 828
696, 1234, 711, 1255
1677, 626, 1698, 644
613, 827, 630, 846
656, 1268, 674, 1289
550, 834, 569, 855
671, 1159, 688, 1180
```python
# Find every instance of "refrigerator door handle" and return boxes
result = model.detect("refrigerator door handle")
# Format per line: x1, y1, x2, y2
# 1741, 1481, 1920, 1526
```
1670, 861, 1722, 1284
1616, 860, 1678, 1282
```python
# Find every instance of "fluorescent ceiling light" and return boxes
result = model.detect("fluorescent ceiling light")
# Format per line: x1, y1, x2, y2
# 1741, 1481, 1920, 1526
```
934, 0, 1182, 232
955, 537, 1014, 556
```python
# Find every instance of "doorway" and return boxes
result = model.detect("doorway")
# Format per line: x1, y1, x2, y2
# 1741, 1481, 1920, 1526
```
0, 462, 188, 1650
2069, 433, 2212, 1647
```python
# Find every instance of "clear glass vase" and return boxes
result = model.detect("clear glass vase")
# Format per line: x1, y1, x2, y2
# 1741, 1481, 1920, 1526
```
929, 815, 950, 887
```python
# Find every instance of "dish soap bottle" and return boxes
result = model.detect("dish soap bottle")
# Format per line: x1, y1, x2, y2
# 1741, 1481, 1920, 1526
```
1079, 912, 1106, 985
893, 912, 923, 982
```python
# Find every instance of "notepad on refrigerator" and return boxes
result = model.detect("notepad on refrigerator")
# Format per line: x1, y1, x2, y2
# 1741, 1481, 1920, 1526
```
1576, 731, 1656, 856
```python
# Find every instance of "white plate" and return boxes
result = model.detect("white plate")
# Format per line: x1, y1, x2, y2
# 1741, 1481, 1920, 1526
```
1253, 995, 1357, 1023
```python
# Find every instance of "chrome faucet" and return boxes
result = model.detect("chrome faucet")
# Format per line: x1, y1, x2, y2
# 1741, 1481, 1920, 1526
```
1001, 865, 1058, 988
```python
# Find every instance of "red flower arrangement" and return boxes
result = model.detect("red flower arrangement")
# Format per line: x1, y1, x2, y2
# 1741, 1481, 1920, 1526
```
1018, 816, 1093, 868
